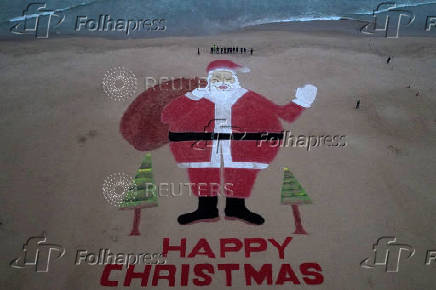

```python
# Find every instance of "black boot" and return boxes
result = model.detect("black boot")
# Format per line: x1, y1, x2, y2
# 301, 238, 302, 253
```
224, 198, 265, 225
177, 196, 219, 225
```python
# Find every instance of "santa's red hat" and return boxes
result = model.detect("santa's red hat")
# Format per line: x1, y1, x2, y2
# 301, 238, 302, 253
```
206, 60, 250, 74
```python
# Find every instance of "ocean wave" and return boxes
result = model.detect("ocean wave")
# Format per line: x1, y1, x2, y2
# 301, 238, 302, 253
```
2, 0, 435, 38
243, 0, 436, 27
241, 16, 343, 28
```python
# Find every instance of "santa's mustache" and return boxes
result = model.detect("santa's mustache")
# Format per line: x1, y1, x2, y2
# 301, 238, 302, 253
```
209, 83, 237, 90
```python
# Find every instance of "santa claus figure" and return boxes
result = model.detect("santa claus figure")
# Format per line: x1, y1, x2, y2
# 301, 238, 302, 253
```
161, 60, 317, 225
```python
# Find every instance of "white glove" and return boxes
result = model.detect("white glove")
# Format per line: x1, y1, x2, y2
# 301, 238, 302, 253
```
292, 84, 317, 108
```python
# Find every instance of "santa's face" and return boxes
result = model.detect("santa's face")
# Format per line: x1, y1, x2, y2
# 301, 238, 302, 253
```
209, 70, 236, 91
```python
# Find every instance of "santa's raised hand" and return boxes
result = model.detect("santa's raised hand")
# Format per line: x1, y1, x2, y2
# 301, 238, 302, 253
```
292, 84, 318, 108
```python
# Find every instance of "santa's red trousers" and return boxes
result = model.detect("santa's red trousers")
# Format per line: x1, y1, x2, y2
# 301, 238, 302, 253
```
188, 168, 260, 198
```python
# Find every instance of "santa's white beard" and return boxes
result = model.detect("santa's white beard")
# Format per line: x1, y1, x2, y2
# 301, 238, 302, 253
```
208, 85, 240, 99
208, 77, 242, 98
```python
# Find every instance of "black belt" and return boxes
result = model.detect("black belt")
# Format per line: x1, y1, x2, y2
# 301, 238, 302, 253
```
169, 131, 284, 142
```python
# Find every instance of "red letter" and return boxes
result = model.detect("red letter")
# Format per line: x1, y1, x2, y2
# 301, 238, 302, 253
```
152, 265, 176, 287
220, 238, 243, 258
188, 238, 216, 258
180, 264, 190, 286
193, 264, 215, 286
123, 265, 151, 286
300, 263, 324, 285
244, 238, 267, 258
162, 238, 186, 258
218, 264, 239, 286
244, 264, 273, 285
100, 264, 122, 287
268, 237, 293, 259
275, 264, 300, 285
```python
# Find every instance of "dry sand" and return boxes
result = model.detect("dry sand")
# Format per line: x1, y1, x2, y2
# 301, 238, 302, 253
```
1, 26, 436, 289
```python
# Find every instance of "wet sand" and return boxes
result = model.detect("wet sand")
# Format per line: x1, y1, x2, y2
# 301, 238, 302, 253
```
1, 24, 436, 289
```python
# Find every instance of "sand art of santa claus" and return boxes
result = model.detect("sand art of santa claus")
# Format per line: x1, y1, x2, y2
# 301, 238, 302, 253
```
121, 60, 318, 227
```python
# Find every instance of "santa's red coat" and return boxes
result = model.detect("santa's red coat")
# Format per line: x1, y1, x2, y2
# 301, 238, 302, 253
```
161, 90, 304, 170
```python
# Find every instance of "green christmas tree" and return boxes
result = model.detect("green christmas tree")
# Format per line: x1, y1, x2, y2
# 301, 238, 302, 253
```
280, 168, 312, 234
120, 153, 158, 236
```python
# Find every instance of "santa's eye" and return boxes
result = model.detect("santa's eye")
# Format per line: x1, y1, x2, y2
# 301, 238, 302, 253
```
211, 78, 219, 82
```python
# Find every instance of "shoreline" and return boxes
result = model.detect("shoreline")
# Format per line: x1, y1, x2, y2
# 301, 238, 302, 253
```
1, 24, 436, 62
2, 16, 436, 43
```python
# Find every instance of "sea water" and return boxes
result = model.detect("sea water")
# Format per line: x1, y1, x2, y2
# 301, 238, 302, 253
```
1, 0, 435, 38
